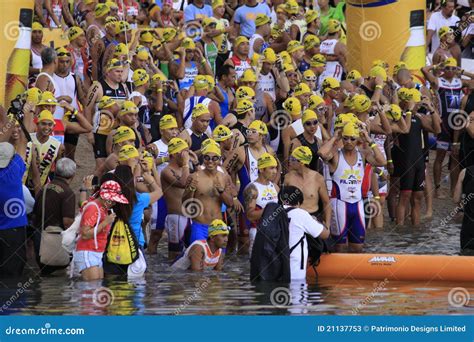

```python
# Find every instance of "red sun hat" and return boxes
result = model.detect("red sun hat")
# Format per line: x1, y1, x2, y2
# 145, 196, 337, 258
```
99, 181, 129, 204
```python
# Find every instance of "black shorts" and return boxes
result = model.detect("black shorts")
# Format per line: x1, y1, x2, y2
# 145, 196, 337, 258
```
399, 161, 425, 192
94, 133, 108, 159
64, 132, 79, 146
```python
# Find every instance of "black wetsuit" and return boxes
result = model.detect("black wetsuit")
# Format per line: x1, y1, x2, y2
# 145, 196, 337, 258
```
296, 133, 320, 172
460, 93, 474, 169
461, 166, 474, 253
397, 114, 425, 192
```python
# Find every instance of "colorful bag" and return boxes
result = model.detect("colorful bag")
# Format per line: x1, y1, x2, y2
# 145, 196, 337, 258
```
106, 219, 139, 265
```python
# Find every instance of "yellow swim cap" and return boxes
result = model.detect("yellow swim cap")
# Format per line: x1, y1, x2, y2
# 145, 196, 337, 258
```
181, 37, 196, 50
168, 137, 189, 155
235, 86, 255, 100
287, 40, 304, 54
285, 0, 299, 14
115, 21, 131, 34
294, 83, 311, 97
94, 3, 110, 18
234, 36, 249, 47
255, 14, 270, 27
352, 94, 372, 113
393, 61, 408, 75
105, 16, 117, 28
23, 87, 42, 105
37, 110, 55, 123
310, 53, 326, 67
113, 126, 136, 144
208, 219, 229, 237
141, 150, 154, 170
438, 26, 454, 39
249, 120, 268, 135
386, 104, 402, 121
235, 99, 254, 115
308, 95, 324, 110
279, 51, 292, 64
322, 77, 340, 92
302, 109, 318, 124
257, 152, 277, 169
291, 146, 312, 165
213, 125, 233, 142
38, 91, 59, 106
159, 115, 178, 130
303, 69, 316, 80
106, 58, 124, 71
162, 27, 177, 42
114, 43, 129, 57
202, 141, 221, 156
32, 22, 43, 31
347, 69, 362, 82
304, 34, 320, 50
369, 66, 387, 81
139, 30, 154, 43
120, 101, 139, 115
98, 95, 117, 110
118, 144, 139, 162
212, 0, 224, 9
240, 69, 257, 83
444, 57, 457, 67
132, 69, 150, 86
263, 48, 277, 64
305, 9, 319, 24
327, 19, 341, 34
194, 75, 209, 90
283, 97, 302, 117
68, 26, 84, 41
342, 122, 360, 138
192, 103, 210, 118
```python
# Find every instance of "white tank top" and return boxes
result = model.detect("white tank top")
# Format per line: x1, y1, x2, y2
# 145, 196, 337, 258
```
320, 39, 338, 56
331, 149, 365, 203
252, 181, 278, 209
246, 147, 259, 183
291, 119, 322, 140
52, 72, 78, 120
31, 50, 43, 69
249, 33, 263, 58
257, 72, 276, 101
152, 139, 169, 175
183, 96, 212, 129
171, 239, 222, 270
36, 72, 58, 94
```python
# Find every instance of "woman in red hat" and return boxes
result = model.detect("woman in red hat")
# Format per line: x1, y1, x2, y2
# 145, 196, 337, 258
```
73, 180, 129, 281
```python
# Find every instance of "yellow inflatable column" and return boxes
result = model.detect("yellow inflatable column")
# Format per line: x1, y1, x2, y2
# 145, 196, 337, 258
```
346, 0, 426, 81
0, 0, 35, 106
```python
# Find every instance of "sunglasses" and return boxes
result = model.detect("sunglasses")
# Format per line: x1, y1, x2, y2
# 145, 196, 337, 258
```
57, 52, 71, 57
445, 66, 457, 71
304, 120, 319, 126
203, 155, 221, 162
304, 77, 317, 82
343, 136, 357, 142
316, 106, 327, 113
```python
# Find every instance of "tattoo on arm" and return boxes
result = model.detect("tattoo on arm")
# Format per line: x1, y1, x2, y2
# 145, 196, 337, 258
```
243, 184, 258, 211
86, 83, 99, 107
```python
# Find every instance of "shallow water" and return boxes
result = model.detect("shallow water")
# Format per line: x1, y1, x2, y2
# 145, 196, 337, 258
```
1, 213, 473, 316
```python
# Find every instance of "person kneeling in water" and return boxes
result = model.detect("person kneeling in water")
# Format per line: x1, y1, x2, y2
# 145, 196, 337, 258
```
171, 219, 229, 271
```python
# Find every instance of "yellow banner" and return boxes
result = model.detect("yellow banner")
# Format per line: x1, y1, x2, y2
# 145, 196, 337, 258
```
346, 0, 426, 80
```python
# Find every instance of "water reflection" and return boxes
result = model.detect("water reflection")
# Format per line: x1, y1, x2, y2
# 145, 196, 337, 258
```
0, 220, 473, 315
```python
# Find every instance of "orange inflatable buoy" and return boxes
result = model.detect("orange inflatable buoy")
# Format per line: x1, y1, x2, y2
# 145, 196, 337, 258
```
308, 253, 474, 282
